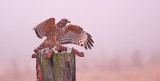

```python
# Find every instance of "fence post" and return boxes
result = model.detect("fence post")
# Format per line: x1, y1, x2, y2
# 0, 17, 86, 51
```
33, 53, 76, 81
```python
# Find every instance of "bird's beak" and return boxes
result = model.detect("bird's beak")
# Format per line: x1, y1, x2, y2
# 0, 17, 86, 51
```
68, 21, 71, 23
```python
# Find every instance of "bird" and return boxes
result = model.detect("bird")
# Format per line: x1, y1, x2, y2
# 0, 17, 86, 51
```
33, 18, 94, 56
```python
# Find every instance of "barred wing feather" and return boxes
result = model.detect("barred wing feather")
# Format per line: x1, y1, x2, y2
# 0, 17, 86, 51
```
33, 18, 56, 38
59, 25, 94, 49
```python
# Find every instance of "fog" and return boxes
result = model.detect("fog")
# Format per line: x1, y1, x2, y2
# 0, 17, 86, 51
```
0, 0, 160, 81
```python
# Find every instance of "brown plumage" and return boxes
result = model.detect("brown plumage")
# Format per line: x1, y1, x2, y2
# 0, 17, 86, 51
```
33, 18, 94, 53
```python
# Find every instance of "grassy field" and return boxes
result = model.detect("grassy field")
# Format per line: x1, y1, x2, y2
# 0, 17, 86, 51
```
77, 65, 160, 81
0, 64, 160, 81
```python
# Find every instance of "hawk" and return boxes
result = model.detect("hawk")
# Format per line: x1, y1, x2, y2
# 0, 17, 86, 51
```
33, 18, 94, 57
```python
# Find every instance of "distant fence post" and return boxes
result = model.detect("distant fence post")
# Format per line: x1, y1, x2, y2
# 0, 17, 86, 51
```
33, 53, 76, 81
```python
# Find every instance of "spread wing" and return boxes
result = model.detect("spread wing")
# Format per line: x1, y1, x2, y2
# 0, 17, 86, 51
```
59, 24, 94, 49
33, 18, 56, 38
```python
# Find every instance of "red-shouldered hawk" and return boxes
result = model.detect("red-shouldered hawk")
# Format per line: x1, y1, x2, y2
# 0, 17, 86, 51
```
33, 18, 94, 57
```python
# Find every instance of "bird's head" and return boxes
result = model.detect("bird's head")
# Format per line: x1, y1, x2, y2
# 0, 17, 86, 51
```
57, 18, 70, 27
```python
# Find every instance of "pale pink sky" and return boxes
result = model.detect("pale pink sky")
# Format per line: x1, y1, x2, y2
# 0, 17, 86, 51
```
0, 0, 160, 70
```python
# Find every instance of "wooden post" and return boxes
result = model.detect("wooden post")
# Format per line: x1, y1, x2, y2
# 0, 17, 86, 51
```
40, 53, 76, 81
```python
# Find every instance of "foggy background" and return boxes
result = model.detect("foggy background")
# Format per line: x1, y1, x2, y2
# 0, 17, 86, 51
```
0, 0, 160, 81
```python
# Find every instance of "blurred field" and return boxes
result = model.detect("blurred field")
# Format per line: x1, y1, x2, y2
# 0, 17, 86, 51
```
77, 65, 160, 81
0, 52, 160, 81
0, 64, 160, 81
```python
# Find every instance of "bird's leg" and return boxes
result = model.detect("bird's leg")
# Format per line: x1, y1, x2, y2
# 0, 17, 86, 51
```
34, 36, 56, 53
44, 45, 57, 59
57, 44, 84, 57
34, 43, 45, 53
44, 48, 54, 59
45, 43, 84, 59
71, 48, 84, 57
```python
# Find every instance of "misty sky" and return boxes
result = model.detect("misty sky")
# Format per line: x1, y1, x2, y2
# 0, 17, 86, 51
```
0, 0, 160, 69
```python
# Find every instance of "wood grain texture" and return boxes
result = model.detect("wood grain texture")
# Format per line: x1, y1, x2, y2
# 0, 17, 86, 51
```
41, 53, 76, 81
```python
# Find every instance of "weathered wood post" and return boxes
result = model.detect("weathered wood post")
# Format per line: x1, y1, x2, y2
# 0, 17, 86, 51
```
33, 52, 76, 81
32, 46, 84, 81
